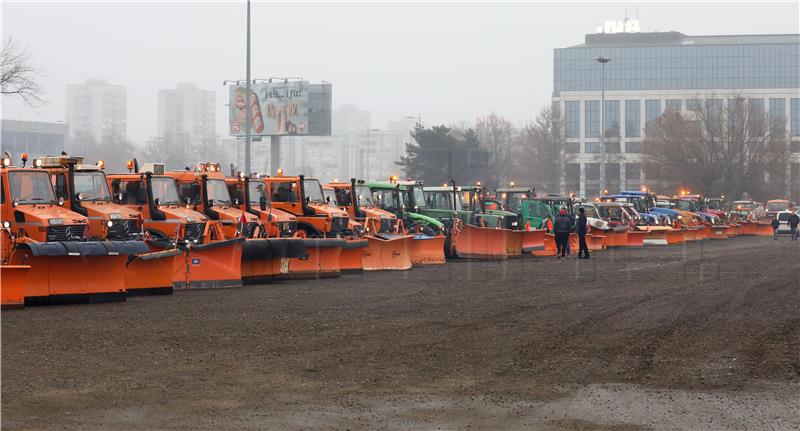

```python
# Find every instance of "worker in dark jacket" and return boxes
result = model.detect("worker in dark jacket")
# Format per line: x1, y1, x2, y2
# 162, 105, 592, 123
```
771, 217, 780, 240
576, 207, 589, 259
553, 208, 572, 258
789, 212, 800, 241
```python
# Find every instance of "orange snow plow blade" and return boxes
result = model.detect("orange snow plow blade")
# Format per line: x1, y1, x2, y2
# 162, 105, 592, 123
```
586, 233, 605, 250
521, 229, 546, 253
10, 241, 151, 304
740, 222, 757, 236
709, 225, 730, 239
1, 265, 29, 308
602, 230, 629, 247
124, 249, 180, 295
241, 238, 307, 284
454, 224, 511, 259
363, 234, 413, 271
284, 238, 345, 279
627, 231, 647, 246
532, 233, 556, 256
755, 222, 774, 237
666, 229, 686, 244
507, 231, 523, 257
340, 239, 368, 274
171, 239, 244, 289
409, 235, 446, 265
641, 227, 670, 245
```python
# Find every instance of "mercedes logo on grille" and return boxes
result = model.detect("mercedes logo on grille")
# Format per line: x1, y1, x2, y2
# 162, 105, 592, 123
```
64, 227, 73, 238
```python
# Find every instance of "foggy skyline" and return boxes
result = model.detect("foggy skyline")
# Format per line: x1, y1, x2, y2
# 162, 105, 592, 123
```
2, 1, 799, 143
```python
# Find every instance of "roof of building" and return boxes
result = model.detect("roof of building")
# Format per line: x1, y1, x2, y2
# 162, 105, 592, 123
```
568, 32, 800, 49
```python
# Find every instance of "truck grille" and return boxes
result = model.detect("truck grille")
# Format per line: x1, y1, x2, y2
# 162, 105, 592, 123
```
46, 225, 87, 241
107, 219, 139, 240
330, 216, 349, 232
379, 218, 397, 233
183, 222, 206, 243
278, 221, 297, 237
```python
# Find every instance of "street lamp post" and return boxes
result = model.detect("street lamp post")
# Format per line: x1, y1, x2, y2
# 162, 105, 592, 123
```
244, 0, 252, 175
595, 55, 611, 195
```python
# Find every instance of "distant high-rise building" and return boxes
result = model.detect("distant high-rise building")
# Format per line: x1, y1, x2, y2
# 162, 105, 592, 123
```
157, 83, 216, 149
66, 79, 127, 142
553, 31, 800, 201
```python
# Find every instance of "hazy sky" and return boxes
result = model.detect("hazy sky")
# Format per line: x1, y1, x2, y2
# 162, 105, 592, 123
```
2, 1, 799, 142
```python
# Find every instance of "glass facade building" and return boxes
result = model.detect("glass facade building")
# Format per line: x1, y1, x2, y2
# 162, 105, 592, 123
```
552, 31, 800, 200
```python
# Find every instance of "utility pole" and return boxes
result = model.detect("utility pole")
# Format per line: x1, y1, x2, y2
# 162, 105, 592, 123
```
595, 55, 611, 194
244, 0, 252, 174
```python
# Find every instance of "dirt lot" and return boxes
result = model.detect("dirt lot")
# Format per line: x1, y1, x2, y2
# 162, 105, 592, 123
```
2, 236, 799, 430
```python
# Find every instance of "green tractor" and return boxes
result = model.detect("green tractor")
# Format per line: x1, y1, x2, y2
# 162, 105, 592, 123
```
458, 184, 520, 229
367, 180, 444, 236
495, 187, 556, 231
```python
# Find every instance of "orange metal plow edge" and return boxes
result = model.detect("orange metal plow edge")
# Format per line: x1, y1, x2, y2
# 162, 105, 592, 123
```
363, 235, 413, 271
172, 241, 244, 289
340, 239, 368, 274
454, 224, 511, 259
409, 235, 445, 265
125, 250, 178, 295
755, 222, 774, 237
281, 239, 344, 280
1, 265, 29, 308
521, 229, 546, 253
15, 255, 128, 304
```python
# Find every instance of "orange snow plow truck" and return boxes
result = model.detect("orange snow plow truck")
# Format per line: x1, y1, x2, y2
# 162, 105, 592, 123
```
328, 179, 412, 271
263, 173, 347, 278
1, 154, 148, 306
107, 161, 243, 289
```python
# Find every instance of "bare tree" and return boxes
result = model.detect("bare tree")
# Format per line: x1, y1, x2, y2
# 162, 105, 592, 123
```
476, 113, 515, 189
1, 36, 44, 107
510, 107, 570, 192
643, 96, 788, 200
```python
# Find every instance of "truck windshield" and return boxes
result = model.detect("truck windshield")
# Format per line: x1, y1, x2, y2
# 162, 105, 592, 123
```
151, 176, 182, 205
706, 200, 722, 210
248, 181, 270, 206
598, 206, 625, 221
323, 189, 338, 207
270, 181, 299, 203
303, 179, 325, 203
676, 200, 695, 211
506, 192, 528, 212
582, 206, 600, 218
8, 171, 57, 204
206, 179, 232, 205
355, 185, 374, 207
74, 171, 111, 201
426, 191, 453, 210
767, 201, 788, 212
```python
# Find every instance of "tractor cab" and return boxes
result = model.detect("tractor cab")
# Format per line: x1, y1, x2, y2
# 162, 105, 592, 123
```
263, 173, 350, 238
460, 184, 519, 229
37, 155, 142, 241
225, 175, 298, 238
165, 162, 262, 239
369, 180, 443, 236
496, 186, 535, 214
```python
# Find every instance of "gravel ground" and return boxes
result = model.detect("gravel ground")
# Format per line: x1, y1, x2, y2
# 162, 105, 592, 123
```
2, 236, 799, 430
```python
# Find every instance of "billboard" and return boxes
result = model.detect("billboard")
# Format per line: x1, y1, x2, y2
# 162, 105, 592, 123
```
229, 81, 309, 136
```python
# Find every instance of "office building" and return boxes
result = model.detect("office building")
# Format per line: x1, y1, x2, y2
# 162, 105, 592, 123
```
66, 79, 127, 141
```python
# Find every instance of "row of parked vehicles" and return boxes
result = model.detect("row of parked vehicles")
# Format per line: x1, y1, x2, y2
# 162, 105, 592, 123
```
0, 153, 781, 308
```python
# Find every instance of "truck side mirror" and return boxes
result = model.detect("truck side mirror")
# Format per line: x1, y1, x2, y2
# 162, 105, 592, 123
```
259, 196, 267, 211
154, 197, 160, 206
58, 197, 64, 206
325, 196, 331, 204
116, 193, 123, 203
208, 199, 214, 207
305, 196, 310, 204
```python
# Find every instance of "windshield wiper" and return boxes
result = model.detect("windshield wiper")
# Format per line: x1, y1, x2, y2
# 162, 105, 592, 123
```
18, 197, 55, 204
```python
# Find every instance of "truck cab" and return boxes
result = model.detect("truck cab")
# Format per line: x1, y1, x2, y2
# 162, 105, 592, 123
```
263, 174, 350, 238
107, 164, 226, 245
39, 156, 142, 241
369, 181, 443, 236
226, 175, 297, 238
1, 157, 90, 243
329, 179, 400, 234
166, 162, 262, 239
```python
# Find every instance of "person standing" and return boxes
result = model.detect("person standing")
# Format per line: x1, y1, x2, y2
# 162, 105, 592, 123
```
789, 212, 800, 241
554, 208, 572, 258
771, 216, 780, 240
576, 207, 590, 259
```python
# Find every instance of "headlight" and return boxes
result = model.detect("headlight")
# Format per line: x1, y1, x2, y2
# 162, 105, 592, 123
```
2, 221, 10, 229
106, 220, 114, 227
677, 215, 683, 220
511, 221, 518, 227
49, 218, 64, 225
